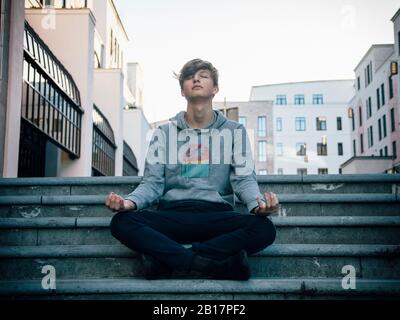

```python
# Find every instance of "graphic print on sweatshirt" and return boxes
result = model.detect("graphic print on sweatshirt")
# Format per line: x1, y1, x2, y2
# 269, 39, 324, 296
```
181, 143, 209, 178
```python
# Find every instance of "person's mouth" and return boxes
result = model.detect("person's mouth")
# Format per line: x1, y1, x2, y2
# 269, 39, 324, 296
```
192, 86, 203, 89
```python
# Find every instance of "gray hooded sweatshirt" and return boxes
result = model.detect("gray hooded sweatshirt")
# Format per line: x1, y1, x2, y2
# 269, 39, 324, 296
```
125, 109, 265, 213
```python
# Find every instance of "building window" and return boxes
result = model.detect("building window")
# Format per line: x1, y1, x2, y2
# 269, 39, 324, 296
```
351, 108, 355, 131
357, 77, 361, 90
398, 31, 400, 56
312, 94, 323, 105
359, 106, 362, 127
366, 97, 372, 119
277, 168, 283, 175
380, 149, 383, 156
297, 168, 307, 175
376, 87, 380, 110
114, 38, 117, 63
296, 143, 307, 156
338, 143, 343, 156
353, 139, 356, 157
360, 134, 364, 154
365, 61, 373, 87
384, 146, 388, 156
318, 168, 328, 175
259, 170, 268, 175
258, 116, 266, 137
258, 141, 267, 162
316, 117, 327, 130
393, 141, 397, 159
110, 29, 113, 55
276, 118, 282, 131
378, 118, 382, 141
317, 143, 327, 156
391, 108, 395, 132
383, 114, 387, 138
337, 117, 342, 131
239, 116, 246, 128
294, 94, 305, 105
276, 95, 287, 105
295, 117, 306, 131
368, 126, 374, 148
276, 143, 283, 156
370, 61, 373, 82
381, 83, 385, 106
389, 76, 394, 99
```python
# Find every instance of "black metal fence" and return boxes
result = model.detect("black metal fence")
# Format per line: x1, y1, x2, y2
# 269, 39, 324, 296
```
92, 105, 116, 176
22, 21, 83, 158
123, 141, 138, 176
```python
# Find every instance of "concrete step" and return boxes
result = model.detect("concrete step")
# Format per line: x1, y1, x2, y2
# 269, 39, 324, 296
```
1, 217, 400, 246
1, 278, 399, 300
1, 175, 400, 196
1, 194, 399, 217
0, 244, 398, 280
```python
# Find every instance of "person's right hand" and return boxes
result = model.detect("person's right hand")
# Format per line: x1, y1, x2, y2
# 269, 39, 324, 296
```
253, 192, 279, 216
105, 192, 136, 213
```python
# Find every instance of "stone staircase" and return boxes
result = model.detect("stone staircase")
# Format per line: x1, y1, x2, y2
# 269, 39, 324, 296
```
0, 175, 399, 300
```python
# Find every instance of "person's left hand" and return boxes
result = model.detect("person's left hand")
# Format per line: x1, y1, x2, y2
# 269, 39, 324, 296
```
253, 192, 280, 216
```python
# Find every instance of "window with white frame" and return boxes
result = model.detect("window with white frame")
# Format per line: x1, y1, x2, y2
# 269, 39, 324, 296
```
258, 141, 267, 162
294, 94, 305, 105
276, 95, 287, 105
276, 143, 283, 156
276, 118, 282, 131
295, 117, 306, 131
258, 116, 267, 137
312, 94, 323, 105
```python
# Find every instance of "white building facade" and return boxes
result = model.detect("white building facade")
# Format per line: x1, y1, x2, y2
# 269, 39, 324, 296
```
344, 9, 400, 174
250, 80, 355, 175
1, 0, 150, 177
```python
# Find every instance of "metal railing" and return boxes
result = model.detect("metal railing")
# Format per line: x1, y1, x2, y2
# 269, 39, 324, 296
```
22, 21, 83, 158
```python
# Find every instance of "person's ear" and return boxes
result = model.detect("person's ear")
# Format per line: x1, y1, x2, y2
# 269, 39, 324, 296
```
212, 86, 219, 95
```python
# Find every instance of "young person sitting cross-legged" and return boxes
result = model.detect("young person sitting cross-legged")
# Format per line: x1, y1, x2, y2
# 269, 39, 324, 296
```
106, 59, 278, 280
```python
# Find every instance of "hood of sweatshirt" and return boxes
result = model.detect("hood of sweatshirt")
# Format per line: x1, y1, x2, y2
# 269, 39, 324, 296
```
168, 109, 228, 130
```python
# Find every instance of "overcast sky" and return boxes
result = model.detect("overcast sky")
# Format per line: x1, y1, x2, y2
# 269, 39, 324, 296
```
115, 0, 400, 123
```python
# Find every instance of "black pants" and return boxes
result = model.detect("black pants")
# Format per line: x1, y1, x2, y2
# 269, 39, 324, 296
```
110, 200, 276, 271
